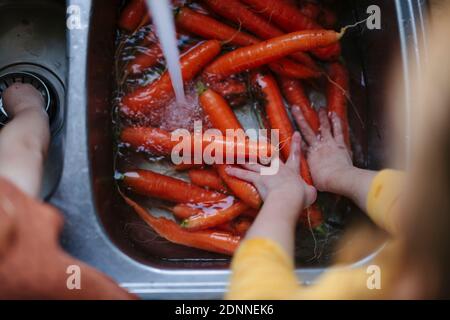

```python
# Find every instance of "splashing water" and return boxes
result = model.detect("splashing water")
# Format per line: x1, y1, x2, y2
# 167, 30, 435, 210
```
146, 0, 187, 105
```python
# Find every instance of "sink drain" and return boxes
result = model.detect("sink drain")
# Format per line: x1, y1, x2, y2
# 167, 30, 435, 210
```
0, 71, 51, 125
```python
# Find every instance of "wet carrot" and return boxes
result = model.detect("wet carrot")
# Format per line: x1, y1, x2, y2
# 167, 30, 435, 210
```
198, 88, 243, 133
216, 165, 262, 209
123, 169, 226, 203
240, 0, 341, 60
241, 0, 318, 32
126, 42, 164, 75
176, 7, 258, 47
188, 168, 228, 193
268, 58, 321, 80
125, 196, 240, 255
119, 0, 148, 32
327, 62, 350, 148
198, 88, 264, 209
299, 2, 321, 20
203, 0, 318, 70
204, 29, 341, 80
121, 40, 221, 119
120, 127, 274, 160
182, 201, 249, 230
279, 77, 320, 133
178, 7, 318, 80
252, 72, 323, 227
207, 78, 248, 107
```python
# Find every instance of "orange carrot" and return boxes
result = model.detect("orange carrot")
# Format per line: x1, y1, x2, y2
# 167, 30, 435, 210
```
241, 0, 318, 32
177, 7, 318, 80
327, 62, 350, 148
188, 168, 228, 193
217, 217, 253, 236
240, 0, 341, 60
268, 58, 321, 80
204, 30, 341, 80
203, 0, 318, 70
207, 79, 248, 107
123, 169, 227, 203
121, 40, 221, 119
299, 2, 321, 20
176, 7, 258, 47
216, 165, 262, 209
126, 42, 164, 75
119, 0, 148, 32
125, 196, 240, 255
279, 77, 320, 133
182, 201, 249, 230
198, 88, 264, 209
121, 127, 274, 160
252, 72, 323, 227
198, 88, 243, 133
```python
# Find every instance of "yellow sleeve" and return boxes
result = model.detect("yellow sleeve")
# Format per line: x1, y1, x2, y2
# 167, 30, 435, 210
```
366, 170, 404, 234
226, 238, 300, 300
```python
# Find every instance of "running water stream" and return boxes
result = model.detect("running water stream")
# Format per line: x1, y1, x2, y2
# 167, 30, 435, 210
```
146, 0, 187, 105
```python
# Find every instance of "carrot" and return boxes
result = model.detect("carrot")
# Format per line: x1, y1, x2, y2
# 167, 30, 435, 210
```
173, 202, 257, 220
241, 0, 318, 32
198, 88, 264, 209
268, 58, 321, 80
203, 29, 341, 80
178, 7, 318, 80
299, 2, 321, 20
252, 73, 293, 160
124, 196, 240, 255
121, 127, 274, 161
121, 40, 221, 119
207, 79, 248, 107
327, 62, 351, 148
202, 0, 318, 70
216, 165, 262, 209
176, 7, 258, 47
279, 77, 320, 134
312, 43, 341, 61
123, 169, 227, 203
252, 72, 323, 227
198, 88, 243, 133
119, 0, 148, 32
240, 0, 341, 60
182, 201, 249, 230
126, 42, 164, 75
189, 168, 228, 193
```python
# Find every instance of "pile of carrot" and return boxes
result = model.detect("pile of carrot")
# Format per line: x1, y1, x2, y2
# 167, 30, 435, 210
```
116, 0, 352, 256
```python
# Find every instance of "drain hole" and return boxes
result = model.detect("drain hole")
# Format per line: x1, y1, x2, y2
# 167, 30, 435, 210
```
0, 71, 52, 125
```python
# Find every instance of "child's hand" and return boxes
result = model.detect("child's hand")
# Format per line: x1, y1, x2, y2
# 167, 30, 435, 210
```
2, 83, 45, 117
226, 132, 317, 216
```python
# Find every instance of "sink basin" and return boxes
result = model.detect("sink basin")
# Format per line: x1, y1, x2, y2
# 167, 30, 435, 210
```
0, 0, 66, 199
54, 0, 427, 299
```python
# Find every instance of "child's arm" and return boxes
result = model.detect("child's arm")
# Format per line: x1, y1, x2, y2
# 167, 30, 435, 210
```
226, 132, 317, 257
293, 108, 377, 212
0, 83, 50, 197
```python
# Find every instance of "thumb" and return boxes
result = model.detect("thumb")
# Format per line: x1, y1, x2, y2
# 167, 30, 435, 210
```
304, 185, 318, 208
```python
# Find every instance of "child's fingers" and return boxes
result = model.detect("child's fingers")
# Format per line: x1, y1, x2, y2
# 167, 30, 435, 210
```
242, 163, 266, 173
225, 167, 259, 184
330, 112, 346, 146
287, 132, 301, 173
291, 106, 317, 146
304, 185, 318, 208
318, 108, 332, 140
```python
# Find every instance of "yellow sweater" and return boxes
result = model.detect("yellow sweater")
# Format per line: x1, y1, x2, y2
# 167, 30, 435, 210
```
226, 170, 404, 300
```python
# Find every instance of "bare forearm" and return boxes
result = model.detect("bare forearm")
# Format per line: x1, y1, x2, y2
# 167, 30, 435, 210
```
0, 109, 49, 196
328, 167, 377, 212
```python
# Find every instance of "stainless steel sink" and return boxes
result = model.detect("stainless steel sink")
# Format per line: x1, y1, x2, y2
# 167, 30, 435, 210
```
0, 0, 66, 199
50, 0, 427, 299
